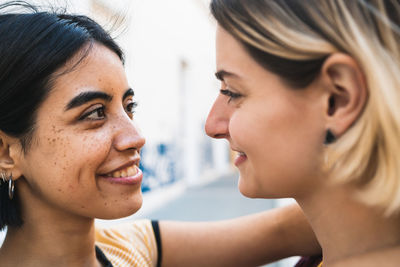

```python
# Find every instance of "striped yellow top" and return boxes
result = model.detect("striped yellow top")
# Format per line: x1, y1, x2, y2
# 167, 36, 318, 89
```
95, 220, 158, 267
317, 262, 323, 267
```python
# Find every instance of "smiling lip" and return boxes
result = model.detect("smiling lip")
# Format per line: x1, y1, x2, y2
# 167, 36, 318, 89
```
234, 152, 247, 166
100, 165, 143, 185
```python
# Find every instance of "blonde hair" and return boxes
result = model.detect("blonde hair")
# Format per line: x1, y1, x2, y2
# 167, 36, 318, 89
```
211, 0, 400, 215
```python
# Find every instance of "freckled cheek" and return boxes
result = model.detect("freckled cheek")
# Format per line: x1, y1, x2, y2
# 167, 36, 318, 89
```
80, 132, 113, 154
40, 131, 111, 170
39, 133, 71, 160
72, 134, 114, 175
35, 125, 114, 172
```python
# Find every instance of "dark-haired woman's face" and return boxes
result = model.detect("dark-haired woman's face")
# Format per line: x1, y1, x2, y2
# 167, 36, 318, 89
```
13, 44, 145, 220
205, 26, 326, 199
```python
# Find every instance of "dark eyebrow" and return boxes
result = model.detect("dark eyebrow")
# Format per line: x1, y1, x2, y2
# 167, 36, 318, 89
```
65, 91, 112, 111
123, 88, 134, 100
215, 70, 239, 81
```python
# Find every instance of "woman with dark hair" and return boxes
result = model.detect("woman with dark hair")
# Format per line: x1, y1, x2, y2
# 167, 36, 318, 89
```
0, 1, 322, 266
0, 2, 150, 266
206, 0, 400, 266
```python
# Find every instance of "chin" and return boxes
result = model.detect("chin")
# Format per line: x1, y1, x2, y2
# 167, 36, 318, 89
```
238, 176, 260, 198
97, 195, 143, 219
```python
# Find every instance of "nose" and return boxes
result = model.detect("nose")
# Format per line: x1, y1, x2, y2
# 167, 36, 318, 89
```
114, 118, 146, 152
205, 94, 230, 139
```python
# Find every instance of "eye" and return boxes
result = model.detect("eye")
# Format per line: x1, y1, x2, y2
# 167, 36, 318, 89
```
125, 100, 138, 118
79, 105, 106, 121
220, 89, 242, 103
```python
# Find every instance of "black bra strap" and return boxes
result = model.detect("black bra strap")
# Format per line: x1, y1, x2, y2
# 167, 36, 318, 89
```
151, 220, 162, 267
95, 245, 114, 267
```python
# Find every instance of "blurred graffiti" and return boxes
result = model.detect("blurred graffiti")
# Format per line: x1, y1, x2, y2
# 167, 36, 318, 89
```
140, 143, 179, 192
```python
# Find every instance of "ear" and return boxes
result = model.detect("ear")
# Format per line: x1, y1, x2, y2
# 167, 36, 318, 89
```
321, 53, 368, 137
0, 131, 23, 180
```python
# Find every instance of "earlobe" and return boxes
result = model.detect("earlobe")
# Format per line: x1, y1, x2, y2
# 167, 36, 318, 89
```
0, 132, 23, 180
321, 53, 368, 138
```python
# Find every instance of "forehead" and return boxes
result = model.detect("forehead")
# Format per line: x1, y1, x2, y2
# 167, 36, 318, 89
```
215, 26, 257, 76
50, 43, 127, 99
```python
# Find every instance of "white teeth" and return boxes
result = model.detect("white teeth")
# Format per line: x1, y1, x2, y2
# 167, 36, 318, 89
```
127, 166, 137, 176
107, 165, 137, 178
238, 152, 246, 156
111, 171, 121, 178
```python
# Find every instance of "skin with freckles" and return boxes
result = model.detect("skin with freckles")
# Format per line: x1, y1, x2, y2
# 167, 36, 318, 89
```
206, 26, 327, 199
11, 43, 146, 220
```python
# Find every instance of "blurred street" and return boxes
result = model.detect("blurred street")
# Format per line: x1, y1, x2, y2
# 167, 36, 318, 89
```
145, 171, 273, 221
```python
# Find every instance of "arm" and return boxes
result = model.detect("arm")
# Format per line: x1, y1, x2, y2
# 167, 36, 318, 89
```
160, 203, 321, 267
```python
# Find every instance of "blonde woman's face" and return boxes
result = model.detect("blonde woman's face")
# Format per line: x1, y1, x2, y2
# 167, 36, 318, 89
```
206, 26, 327, 198
14, 44, 145, 220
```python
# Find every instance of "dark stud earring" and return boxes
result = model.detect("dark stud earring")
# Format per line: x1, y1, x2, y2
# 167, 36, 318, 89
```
324, 129, 336, 145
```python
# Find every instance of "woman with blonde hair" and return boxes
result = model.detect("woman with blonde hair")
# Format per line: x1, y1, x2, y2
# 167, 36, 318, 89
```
206, 0, 400, 266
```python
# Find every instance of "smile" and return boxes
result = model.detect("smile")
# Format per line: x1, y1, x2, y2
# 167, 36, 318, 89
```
105, 165, 138, 178
100, 164, 143, 185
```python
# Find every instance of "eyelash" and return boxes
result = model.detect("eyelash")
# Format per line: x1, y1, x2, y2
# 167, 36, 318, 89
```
220, 89, 242, 103
126, 101, 138, 115
79, 101, 138, 121
79, 106, 105, 121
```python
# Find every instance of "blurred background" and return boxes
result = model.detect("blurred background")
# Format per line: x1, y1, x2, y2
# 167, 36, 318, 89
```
0, 0, 299, 266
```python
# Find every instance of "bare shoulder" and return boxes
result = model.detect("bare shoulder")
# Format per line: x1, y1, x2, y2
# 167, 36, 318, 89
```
329, 246, 400, 267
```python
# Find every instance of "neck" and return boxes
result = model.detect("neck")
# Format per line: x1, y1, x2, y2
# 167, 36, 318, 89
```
0, 210, 100, 267
297, 183, 400, 265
